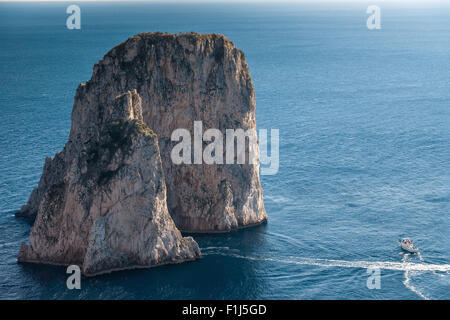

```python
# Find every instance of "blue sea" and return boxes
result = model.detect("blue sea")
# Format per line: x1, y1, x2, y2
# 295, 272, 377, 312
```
1, 1, 450, 299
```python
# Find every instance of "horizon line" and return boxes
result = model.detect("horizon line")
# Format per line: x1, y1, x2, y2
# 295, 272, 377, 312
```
0, 0, 444, 3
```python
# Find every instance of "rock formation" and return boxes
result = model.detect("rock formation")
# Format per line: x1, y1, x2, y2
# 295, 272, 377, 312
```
17, 32, 267, 275
18, 90, 200, 275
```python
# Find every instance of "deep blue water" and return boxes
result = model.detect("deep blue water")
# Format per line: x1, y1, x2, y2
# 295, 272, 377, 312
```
1, 1, 450, 299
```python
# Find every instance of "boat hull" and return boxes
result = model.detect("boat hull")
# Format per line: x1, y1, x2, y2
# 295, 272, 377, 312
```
401, 243, 419, 253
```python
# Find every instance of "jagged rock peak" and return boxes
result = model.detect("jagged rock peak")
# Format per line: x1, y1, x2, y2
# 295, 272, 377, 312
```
72, 32, 268, 232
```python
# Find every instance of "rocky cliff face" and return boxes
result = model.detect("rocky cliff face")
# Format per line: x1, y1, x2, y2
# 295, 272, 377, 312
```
85, 32, 267, 232
17, 32, 267, 275
18, 90, 200, 275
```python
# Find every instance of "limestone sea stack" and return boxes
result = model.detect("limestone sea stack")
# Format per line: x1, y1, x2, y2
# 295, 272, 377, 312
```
18, 90, 200, 276
17, 32, 267, 274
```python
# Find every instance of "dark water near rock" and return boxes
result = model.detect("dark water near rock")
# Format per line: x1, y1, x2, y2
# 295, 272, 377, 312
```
1, 2, 450, 299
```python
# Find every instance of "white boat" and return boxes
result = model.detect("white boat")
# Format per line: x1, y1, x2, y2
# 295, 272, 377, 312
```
399, 238, 419, 253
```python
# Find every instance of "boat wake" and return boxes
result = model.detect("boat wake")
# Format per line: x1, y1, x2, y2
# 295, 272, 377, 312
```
202, 247, 450, 272
202, 246, 450, 299
402, 253, 429, 300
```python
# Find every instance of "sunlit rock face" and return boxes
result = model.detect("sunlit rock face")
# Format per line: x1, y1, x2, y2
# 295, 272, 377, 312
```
18, 90, 200, 276
80, 32, 267, 232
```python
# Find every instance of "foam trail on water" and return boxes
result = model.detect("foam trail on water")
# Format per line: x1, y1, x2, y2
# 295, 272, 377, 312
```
402, 254, 429, 300
417, 252, 424, 262
202, 247, 448, 299
403, 269, 428, 299
202, 247, 450, 272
